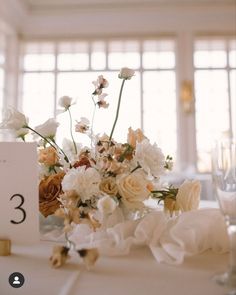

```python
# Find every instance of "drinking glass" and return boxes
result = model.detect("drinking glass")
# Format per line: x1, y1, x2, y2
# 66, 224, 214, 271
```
212, 138, 236, 289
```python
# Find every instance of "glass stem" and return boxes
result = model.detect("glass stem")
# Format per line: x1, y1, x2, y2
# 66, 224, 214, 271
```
227, 221, 236, 274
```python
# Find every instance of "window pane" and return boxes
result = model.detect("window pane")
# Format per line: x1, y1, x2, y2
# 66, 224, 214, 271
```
91, 42, 106, 70
143, 71, 177, 159
22, 73, 54, 127
23, 42, 55, 71
195, 70, 230, 172
0, 68, 4, 122
0, 33, 6, 65
58, 42, 89, 70
57, 71, 141, 145
194, 40, 227, 68
229, 40, 236, 68
108, 41, 140, 69
230, 70, 236, 139
143, 40, 175, 69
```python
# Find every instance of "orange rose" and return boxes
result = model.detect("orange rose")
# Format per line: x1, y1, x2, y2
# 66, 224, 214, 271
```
39, 172, 65, 217
38, 146, 59, 166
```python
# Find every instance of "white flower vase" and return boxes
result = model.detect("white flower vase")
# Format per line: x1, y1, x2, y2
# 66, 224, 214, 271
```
39, 213, 65, 241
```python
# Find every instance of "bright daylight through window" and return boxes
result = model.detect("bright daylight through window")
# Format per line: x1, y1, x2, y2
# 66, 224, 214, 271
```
18, 36, 236, 173
21, 39, 177, 162
194, 38, 236, 172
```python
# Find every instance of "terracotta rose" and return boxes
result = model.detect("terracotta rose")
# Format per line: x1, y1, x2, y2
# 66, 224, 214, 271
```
39, 171, 65, 217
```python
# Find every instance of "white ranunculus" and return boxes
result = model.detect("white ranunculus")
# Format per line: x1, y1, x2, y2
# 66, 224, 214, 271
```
35, 118, 59, 138
58, 96, 73, 109
176, 180, 201, 212
62, 166, 101, 202
118, 68, 135, 80
0, 108, 28, 134
97, 195, 117, 215
134, 139, 165, 179
117, 172, 150, 210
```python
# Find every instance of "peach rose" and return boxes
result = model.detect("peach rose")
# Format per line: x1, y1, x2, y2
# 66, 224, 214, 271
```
39, 172, 65, 217
99, 177, 118, 196
38, 147, 59, 166
117, 172, 150, 210
127, 127, 146, 148
176, 180, 201, 212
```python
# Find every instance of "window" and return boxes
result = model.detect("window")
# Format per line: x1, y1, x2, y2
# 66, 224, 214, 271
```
21, 39, 177, 159
194, 38, 236, 172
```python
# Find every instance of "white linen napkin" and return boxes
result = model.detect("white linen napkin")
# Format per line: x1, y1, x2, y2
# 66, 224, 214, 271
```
69, 208, 228, 265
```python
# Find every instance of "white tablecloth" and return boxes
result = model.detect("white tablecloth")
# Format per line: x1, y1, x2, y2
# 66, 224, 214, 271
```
0, 240, 231, 295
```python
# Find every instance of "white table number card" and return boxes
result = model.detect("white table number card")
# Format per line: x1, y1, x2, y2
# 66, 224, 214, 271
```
0, 142, 39, 244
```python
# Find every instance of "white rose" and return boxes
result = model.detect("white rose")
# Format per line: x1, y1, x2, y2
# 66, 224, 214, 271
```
176, 180, 201, 212
35, 118, 59, 139
58, 96, 73, 109
62, 166, 101, 202
0, 108, 29, 137
134, 139, 165, 179
118, 68, 135, 80
117, 172, 150, 210
97, 195, 117, 215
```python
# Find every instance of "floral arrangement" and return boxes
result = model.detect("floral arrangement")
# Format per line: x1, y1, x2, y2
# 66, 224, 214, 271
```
0, 68, 201, 269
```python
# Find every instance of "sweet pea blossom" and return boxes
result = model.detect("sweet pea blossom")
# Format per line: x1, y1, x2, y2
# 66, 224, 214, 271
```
118, 68, 135, 80
75, 117, 90, 133
0, 107, 29, 137
35, 118, 59, 139
134, 139, 165, 179
92, 75, 109, 95
58, 96, 73, 109
97, 93, 109, 109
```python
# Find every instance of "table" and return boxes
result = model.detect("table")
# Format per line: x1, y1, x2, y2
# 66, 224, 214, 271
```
0, 240, 231, 295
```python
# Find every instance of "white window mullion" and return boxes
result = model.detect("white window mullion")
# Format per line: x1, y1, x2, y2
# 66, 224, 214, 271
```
176, 32, 196, 172
226, 38, 233, 139
140, 40, 144, 130
54, 43, 58, 119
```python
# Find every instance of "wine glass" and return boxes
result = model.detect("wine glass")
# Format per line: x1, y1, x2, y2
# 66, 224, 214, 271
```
212, 138, 236, 290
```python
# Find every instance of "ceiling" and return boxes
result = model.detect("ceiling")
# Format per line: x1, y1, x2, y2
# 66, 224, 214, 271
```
20, 0, 235, 11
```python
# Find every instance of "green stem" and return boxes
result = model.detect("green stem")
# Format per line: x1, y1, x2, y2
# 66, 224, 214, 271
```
109, 79, 126, 142
130, 163, 141, 173
67, 107, 77, 154
25, 126, 56, 150
25, 125, 70, 165
90, 95, 97, 148
51, 138, 70, 164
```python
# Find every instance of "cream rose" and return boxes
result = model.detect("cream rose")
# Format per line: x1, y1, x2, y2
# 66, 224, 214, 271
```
99, 177, 118, 196
176, 180, 201, 212
117, 172, 150, 210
